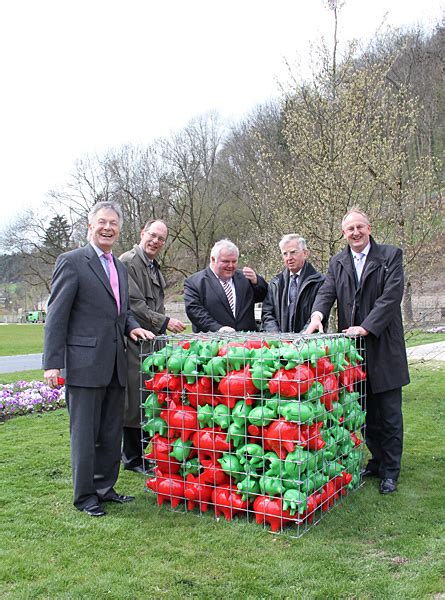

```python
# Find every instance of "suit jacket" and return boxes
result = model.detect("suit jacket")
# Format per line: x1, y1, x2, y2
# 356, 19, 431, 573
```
311, 236, 410, 394
261, 261, 325, 333
184, 267, 268, 333
43, 243, 140, 388
119, 244, 168, 427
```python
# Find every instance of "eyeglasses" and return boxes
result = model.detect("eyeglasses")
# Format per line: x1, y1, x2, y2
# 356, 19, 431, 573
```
282, 248, 304, 258
144, 231, 166, 243
343, 224, 368, 234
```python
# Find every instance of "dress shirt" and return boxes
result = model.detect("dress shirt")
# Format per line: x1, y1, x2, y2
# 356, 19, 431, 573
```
210, 269, 237, 313
351, 243, 370, 282
90, 242, 114, 277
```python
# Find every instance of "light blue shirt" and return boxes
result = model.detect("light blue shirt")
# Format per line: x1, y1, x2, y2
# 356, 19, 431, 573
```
90, 242, 113, 278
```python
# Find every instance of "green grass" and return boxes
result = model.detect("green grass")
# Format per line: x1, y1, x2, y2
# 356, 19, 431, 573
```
0, 370, 43, 385
0, 324, 192, 357
0, 324, 44, 355
0, 365, 444, 599
0, 323, 442, 359
404, 330, 444, 348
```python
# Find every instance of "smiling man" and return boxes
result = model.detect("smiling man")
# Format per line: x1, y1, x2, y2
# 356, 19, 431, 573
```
119, 219, 186, 473
261, 234, 325, 333
184, 239, 267, 333
43, 201, 154, 517
306, 207, 410, 495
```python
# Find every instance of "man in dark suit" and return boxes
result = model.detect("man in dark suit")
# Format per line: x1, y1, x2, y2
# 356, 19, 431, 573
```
306, 208, 410, 494
43, 201, 154, 517
261, 234, 325, 333
184, 239, 267, 333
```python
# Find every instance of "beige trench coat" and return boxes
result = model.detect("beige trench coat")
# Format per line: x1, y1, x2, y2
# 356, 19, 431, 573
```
119, 244, 168, 428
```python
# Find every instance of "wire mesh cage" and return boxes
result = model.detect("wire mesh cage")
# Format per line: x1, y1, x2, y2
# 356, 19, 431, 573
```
139, 332, 367, 537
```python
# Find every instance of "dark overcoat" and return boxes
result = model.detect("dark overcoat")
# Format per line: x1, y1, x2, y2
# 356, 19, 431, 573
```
311, 237, 410, 394
184, 267, 268, 333
119, 244, 168, 428
261, 261, 325, 333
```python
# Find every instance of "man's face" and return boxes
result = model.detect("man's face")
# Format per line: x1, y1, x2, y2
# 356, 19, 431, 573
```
88, 208, 120, 252
139, 221, 168, 260
211, 248, 238, 281
342, 212, 371, 253
281, 241, 308, 274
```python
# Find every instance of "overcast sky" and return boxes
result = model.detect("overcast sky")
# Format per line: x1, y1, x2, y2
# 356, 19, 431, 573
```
0, 0, 443, 232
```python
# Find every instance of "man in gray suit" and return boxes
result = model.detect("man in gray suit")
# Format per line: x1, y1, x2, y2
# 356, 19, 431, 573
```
43, 201, 154, 517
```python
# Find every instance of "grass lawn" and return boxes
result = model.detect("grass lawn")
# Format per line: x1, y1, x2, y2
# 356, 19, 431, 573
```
404, 330, 444, 348
0, 324, 44, 355
0, 363, 444, 599
0, 370, 43, 385
0, 323, 442, 358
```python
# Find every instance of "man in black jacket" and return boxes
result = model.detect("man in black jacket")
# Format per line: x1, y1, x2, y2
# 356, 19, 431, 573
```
306, 208, 410, 494
184, 239, 267, 333
261, 234, 325, 333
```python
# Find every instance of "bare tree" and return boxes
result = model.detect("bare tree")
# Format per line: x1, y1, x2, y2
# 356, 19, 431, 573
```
279, 9, 443, 324
0, 209, 74, 295
219, 101, 292, 277
158, 113, 230, 274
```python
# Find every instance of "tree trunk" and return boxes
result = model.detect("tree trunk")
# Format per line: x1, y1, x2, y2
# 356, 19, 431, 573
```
403, 279, 413, 324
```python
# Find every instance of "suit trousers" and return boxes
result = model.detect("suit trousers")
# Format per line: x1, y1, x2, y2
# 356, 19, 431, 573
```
66, 368, 125, 509
122, 426, 145, 469
365, 385, 403, 480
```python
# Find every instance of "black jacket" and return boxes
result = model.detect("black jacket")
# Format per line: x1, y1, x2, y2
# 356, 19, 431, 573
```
261, 261, 325, 333
184, 267, 268, 333
311, 237, 410, 394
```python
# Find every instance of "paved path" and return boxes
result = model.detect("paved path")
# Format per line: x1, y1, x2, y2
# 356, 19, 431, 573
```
406, 341, 445, 362
0, 341, 444, 374
0, 353, 42, 374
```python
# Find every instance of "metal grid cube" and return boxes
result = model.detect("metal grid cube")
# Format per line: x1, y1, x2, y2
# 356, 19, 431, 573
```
139, 332, 366, 537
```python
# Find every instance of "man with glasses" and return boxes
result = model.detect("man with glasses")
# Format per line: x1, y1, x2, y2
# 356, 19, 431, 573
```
261, 234, 325, 333
119, 219, 186, 473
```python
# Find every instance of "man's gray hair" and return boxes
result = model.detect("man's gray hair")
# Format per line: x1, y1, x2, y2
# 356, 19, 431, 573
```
210, 239, 239, 261
341, 207, 370, 228
279, 234, 307, 251
88, 201, 123, 229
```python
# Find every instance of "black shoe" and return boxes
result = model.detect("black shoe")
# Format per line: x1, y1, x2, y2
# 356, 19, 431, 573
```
124, 465, 145, 474
102, 493, 135, 504
379, 478, 397, 494
362, 467, 379, 478
81, 503, 106, 517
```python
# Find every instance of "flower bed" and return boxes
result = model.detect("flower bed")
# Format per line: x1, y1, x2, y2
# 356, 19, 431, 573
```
0, 380, 65, 420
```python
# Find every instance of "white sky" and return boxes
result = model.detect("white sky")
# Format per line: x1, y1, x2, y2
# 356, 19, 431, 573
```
0, 0, 443, 232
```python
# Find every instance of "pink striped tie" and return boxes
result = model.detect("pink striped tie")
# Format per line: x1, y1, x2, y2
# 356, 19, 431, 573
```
105, 253, 121, 313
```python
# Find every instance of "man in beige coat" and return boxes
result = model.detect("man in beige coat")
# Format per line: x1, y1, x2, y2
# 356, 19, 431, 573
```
119, 220, 186, 473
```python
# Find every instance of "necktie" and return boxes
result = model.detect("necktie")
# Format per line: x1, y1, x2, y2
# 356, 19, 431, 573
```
222, 279, 235, 315
104, 253, 121, 313
288, 274, 299, 330
354, 253, 365, 282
